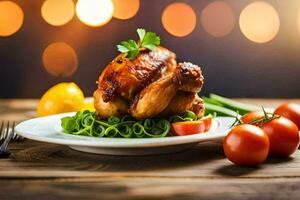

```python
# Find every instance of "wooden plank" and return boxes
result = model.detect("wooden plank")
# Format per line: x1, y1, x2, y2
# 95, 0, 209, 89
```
0, 178, 299, 200
0, 99, 36, 121
0, 140, 299, 179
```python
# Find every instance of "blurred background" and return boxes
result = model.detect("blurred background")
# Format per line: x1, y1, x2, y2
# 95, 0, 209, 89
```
0, 0, 300, 99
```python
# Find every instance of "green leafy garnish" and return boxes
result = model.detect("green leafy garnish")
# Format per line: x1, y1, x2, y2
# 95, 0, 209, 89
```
169, 111, 198, 123
61, 110, 199, 138
117, 28, 160, 60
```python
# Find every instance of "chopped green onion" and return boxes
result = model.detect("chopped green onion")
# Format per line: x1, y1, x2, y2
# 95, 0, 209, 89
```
61, 110, 199, 138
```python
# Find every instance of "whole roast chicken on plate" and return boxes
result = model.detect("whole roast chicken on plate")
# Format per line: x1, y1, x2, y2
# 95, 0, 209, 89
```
94, 29, 205, 120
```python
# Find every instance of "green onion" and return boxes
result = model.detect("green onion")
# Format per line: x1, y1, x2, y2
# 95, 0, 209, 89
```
61, 110, 199, 138
209, 93, 259, 115
204, 103, 240, 117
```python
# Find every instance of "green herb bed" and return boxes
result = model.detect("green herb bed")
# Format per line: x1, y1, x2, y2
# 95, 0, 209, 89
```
61, 110, 198, 138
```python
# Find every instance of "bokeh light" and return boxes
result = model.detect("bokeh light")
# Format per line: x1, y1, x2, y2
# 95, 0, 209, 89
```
201, 1, 235, 37
112, 0, 139, 20
41, 0, 75, 26
76, 0, 114, 27
162, 2, 196, 37
239, 1, 280, 43
42, 42, 78, 77
0, 1, 24, 37
298, 10, 300, 35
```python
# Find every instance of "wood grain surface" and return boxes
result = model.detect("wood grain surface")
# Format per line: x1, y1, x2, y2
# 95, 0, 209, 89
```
0, 99, 300, 200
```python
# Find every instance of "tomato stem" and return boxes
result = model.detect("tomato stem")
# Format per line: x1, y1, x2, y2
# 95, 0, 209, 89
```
232, 107, 280, 127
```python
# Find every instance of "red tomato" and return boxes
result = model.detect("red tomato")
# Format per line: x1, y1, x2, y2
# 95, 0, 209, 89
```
171, 115, 212, 136
223, 124, 269, 166
202, 115, 212, 132
274, 103, 300, 129
261, 117, 299, 157
240, 111, 264, 125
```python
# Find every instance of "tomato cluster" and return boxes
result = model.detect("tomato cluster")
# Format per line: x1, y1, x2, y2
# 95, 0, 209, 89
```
224, 103, 300, 166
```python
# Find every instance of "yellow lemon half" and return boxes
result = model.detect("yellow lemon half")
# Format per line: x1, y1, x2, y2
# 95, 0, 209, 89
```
37, 82, 84, 116
83, 97, 95, 112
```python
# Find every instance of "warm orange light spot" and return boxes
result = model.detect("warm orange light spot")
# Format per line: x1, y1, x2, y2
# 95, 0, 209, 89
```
162, 3, 196, 37
112, 0, 139, 19
76, 0, 114, 27
42, 42, 78, 77
41, 0, 75, 26
201, 1, 235, 37
0, 1, 24, 37
298, 10, 300, 35
239, 1, 280, 43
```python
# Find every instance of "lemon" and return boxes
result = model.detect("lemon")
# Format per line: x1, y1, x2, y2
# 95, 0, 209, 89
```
83, 98, 95, 112
37, 82, 85, 116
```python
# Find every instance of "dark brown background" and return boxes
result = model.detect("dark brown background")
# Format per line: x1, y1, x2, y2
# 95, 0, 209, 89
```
1, 0, 300, 98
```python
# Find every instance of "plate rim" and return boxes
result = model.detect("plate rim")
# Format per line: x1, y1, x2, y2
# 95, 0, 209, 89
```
15, 112, 234, 148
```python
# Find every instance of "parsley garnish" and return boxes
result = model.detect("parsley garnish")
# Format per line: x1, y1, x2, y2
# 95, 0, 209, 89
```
117, 28, 160, 60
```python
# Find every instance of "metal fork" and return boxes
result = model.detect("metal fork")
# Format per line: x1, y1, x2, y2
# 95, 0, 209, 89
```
0, 121, 15, 158
0, 121, 23, 141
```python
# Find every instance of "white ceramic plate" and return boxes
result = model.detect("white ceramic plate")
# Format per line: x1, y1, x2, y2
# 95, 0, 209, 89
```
15, 112, 235, 155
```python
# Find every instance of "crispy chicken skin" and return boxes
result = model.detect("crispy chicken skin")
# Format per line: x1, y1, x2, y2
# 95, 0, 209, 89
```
173, 62, 204, 93
97, 46, 176, 102
189, 94, 205, 117
129, 62, 204, 119
93, 89, 128, 119
162, 92, 205, 118
129, 75, 177, 119
94, 46, 205, 120
161, 91, 195, 116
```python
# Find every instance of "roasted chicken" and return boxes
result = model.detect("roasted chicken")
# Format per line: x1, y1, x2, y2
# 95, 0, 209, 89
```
94, 46, 204, 120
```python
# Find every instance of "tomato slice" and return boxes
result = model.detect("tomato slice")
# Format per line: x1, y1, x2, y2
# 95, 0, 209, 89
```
171, 115, 212, 136
202, 115, 213, 132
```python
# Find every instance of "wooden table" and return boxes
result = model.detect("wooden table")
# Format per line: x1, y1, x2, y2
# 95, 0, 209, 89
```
0, 99, 300, 200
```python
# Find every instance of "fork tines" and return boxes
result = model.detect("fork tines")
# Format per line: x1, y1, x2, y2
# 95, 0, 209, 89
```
0, 121, 22, 141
